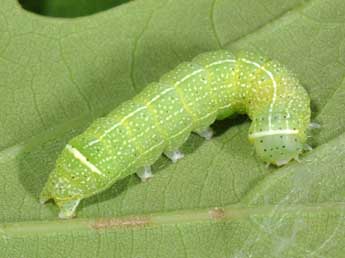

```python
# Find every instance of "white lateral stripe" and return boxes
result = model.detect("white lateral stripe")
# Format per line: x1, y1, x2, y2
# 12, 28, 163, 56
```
125, 140, 165, 171
248, 129, 299, 139
205, 59, 236, 68
66, 144, 104, 176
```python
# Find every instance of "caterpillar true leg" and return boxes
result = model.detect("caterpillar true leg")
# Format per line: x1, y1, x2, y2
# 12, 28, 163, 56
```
195, 127, 213, 140
275, 159, 291, 166
164, 150, 184, 163
57, 199, 80, 219
303, 144, 313, 152
136, 166, 153, 182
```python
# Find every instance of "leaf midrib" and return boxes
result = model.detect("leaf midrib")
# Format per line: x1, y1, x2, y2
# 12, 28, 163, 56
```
1, 202, 344, 236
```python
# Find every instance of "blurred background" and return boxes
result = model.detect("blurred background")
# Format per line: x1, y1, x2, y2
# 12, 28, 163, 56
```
18, 0, 132, 17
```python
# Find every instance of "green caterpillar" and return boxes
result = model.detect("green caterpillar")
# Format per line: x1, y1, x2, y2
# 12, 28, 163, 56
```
40, 50, 311, 219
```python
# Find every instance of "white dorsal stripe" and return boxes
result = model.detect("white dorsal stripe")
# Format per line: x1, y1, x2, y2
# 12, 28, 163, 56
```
174, 68, 203, 86
240, 58, 278, 130
87, 88, 173, 146
66, 144, 104, 176
204, 59, 236, 68
248, 129, 299, 139
87, 57, 278, 147
88, 69, 205, 146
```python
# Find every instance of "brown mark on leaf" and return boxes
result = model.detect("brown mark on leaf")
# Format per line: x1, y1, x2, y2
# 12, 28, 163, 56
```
91, 216, 151, 230
208, 207, 225, 220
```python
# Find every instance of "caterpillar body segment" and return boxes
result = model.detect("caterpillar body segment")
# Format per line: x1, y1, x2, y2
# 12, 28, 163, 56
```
40, 50, 311, 218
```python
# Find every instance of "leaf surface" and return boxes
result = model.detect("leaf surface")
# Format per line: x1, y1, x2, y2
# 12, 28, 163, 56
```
0, 0, 344, 257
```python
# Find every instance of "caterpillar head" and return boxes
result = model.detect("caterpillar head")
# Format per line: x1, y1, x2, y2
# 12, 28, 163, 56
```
252, 134, 303, 166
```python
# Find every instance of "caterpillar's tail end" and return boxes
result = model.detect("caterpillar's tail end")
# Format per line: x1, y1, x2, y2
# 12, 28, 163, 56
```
39, 185, 51, 205
253, 134, 303, 167
57, 199, 80, 219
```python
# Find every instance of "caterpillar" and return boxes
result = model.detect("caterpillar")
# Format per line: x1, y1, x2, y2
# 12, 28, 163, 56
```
40, 50, 311, 219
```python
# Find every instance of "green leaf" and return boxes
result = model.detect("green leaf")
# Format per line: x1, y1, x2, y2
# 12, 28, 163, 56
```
1, 0, 345, 257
